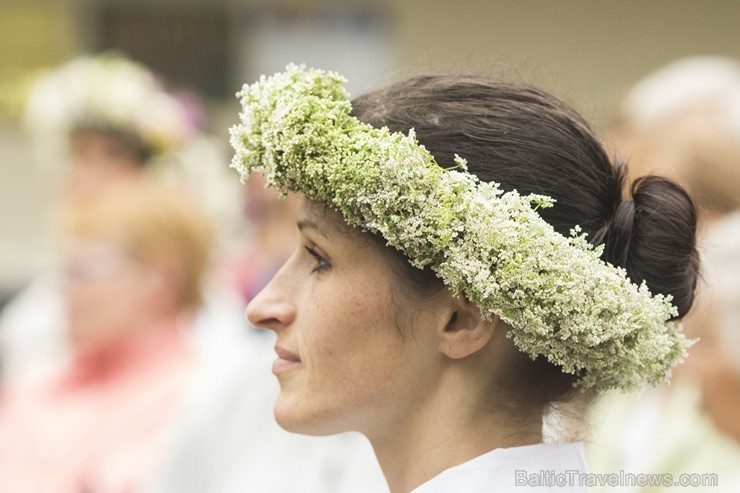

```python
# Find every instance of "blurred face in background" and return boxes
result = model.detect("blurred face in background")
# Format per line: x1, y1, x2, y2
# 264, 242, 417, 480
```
64, 128, 148, 198
59, 239, 171, 356
56, 181, 212, 357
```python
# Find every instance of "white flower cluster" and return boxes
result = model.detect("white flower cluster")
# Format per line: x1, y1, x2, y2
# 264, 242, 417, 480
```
23, 53, 199, 160
230, 64, 692, 391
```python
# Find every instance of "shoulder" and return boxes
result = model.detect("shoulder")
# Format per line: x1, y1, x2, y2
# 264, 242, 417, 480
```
412, 443, 588, 493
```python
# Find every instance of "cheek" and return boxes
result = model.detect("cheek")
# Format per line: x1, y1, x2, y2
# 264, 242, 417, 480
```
64, 283, 108, 319
302, 276, 414, 404
67, 276, 147, 329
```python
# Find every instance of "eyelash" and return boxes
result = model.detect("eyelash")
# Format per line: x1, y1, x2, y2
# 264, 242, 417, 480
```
304, 246, 331, 273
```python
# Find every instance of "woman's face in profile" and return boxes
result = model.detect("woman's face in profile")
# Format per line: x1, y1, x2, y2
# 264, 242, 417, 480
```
247, 199, 444, 436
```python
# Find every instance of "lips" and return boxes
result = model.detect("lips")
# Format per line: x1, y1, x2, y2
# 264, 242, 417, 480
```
272, 345, 302, 375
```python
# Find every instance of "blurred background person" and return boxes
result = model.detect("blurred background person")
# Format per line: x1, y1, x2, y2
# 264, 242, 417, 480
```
0, 53, 197, 377
22, 54, 201, 198
611, 56, 740, 224
587, 56, 740, 492
0, 180, 212, 493
0, 53, 242, 379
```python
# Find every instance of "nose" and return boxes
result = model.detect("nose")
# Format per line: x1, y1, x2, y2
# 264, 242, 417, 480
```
246, 267, 296, 332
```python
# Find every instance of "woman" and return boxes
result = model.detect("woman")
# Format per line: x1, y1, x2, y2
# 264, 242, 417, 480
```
2, 53, 248, 383
231, 66, 698, 492
0, 181, 212, 493
0, 53, 204, 377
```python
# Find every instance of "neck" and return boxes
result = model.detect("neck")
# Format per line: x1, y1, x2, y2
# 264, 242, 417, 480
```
366, 367, 543, 493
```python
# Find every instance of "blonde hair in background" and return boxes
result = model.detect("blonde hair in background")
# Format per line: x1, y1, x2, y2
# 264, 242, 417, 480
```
58, 179, 214, 310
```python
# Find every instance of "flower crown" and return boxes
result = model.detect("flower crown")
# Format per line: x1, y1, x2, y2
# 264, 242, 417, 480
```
229, 64, 692, 391
23, 53, 201, 160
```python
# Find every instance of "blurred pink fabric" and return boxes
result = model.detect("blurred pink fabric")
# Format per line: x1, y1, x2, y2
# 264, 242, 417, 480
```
0, 324, 195, 493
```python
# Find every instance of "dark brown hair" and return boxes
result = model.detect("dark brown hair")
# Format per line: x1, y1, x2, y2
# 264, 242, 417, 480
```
350, 75, 699, 414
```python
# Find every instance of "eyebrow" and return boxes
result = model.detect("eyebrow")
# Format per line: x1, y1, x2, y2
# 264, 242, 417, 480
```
296, 218, 331, 239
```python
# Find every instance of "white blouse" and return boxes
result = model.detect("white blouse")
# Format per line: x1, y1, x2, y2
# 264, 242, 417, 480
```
411, 442, 588, 493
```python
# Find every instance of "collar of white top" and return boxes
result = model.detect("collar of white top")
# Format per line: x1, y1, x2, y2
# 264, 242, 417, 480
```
410, 442, 587, 493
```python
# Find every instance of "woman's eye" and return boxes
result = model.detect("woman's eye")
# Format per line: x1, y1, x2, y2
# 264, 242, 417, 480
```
304, 246, 331, 273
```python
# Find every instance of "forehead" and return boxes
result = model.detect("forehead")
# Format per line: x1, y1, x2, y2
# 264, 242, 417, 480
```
299, 199, 357, 238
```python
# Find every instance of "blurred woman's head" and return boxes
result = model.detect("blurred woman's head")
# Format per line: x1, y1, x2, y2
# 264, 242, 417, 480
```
58, 180, 212, 353
613, 56, 740, 216
64, 124, 152, 196
23, 54, 202, 198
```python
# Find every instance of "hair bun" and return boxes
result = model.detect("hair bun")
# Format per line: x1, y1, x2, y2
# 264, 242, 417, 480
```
620, 175, 699, 318
603, 199, 635, 268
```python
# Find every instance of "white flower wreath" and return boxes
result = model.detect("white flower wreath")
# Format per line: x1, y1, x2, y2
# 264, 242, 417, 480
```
229, 64, 692, 391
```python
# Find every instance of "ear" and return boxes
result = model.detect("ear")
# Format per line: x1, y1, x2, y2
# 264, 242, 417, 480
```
437, 296, 499, 360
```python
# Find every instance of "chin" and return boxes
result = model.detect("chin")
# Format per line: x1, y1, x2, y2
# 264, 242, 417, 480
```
273, 397, 351, 437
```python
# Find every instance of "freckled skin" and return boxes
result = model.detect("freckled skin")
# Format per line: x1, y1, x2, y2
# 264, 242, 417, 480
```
247, 200, 443, 437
